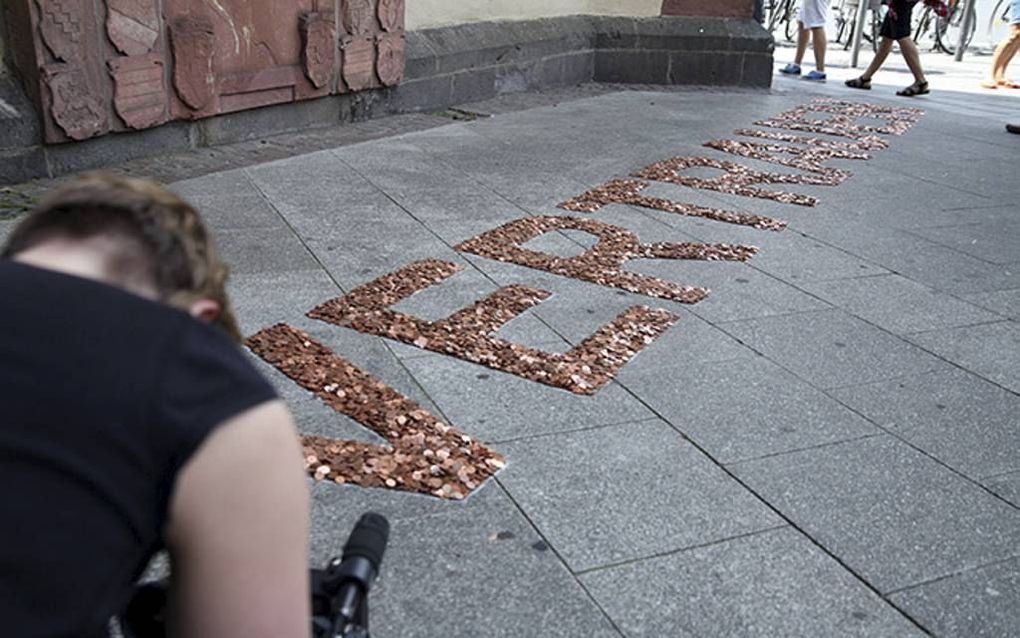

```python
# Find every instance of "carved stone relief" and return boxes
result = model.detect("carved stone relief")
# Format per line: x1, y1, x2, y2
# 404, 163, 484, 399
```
106, 0, 160, 56
343, 0, 375, 35
377, 0, 404, 32
14, 0, 406, 143
301, 12, 336, 89
109, 53, 167, 129
42, 64, 107, 140
342, 35, 376, 91
35, 0, 86, 62
376, 32, 404, 86
169, 16, 217, 113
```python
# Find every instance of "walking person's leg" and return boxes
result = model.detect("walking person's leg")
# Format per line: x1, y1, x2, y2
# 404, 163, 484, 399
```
897, 35, 929, 91
781, 21, 811, 74
996, 23, 1020, 86
846, 36, 893, 88
812, 26, 828, 72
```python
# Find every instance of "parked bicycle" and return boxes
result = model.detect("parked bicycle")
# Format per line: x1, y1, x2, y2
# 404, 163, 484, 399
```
767, 0, 800, 42
914, 0, 976, 54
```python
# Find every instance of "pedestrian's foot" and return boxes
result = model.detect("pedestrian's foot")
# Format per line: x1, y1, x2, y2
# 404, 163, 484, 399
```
1000, 79, 1020, 89
1007, 123, 1020, 135
779, 63, 802, 75
845, 76, 871, 90
803, 70, 827, 81
981, 80, 999, 89
897, 81, 929, 97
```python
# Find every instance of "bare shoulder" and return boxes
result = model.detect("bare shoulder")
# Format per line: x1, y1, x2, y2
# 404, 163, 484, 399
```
165, 400, 311, 638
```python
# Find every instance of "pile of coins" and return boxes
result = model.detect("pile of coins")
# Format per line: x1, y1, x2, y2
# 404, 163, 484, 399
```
755, 98, 923, 139
247, 324, 506, 499
309, 259, 681, 394
632, 156, 821, 206
454, 215, 757, 303
559, 178, 788, 231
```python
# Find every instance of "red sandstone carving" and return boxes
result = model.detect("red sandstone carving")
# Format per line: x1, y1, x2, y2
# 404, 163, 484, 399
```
302, 12, 337, 90
377, 0, 404, 32
169, 16, 217, 112
106, 0, 160, 56
109, 53, 168, 129
342, 35, 376, 91
559, 178, 787, 231
36, 0, 86, 62
454, 216, 758, 303
633, 156, 822, 206
376, 32, 405, 87
307, 259, 680, 395
344, 0, 375, 35
247, 324, 505, 500
42, 64, 107, 140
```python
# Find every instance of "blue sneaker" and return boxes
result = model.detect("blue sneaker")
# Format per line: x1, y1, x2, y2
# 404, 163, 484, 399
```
779, 63, 802, 75
804, 70, 827, 82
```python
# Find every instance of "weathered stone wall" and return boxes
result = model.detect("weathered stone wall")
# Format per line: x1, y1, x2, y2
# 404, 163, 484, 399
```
0, 8, 7, 78
406, 0, 661, 30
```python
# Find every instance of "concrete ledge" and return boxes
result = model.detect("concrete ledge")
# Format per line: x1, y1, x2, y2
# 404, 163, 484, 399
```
0, 14, 771, 183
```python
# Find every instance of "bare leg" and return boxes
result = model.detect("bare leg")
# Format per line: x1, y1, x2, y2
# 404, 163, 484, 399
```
795, 21, 811, 65
997, 25, 1020, 82
861, 37, 894, 80
898, 36, 927, 84
811, 26, 827, 72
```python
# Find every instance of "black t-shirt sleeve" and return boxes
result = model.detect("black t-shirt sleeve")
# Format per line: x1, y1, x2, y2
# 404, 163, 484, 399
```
156, 319, 278, 474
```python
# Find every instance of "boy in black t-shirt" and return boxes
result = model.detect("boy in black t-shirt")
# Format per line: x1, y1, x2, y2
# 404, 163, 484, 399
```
0, 174, 310, 637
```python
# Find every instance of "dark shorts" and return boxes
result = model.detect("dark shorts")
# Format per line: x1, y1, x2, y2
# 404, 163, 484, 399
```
880, 0, 914, 41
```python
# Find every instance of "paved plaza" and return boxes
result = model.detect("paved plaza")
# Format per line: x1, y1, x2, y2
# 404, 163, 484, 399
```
4, 52, 1019, 636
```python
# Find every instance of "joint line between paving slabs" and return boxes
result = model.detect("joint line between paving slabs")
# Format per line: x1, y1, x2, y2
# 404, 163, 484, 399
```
241, 172, 469, 462
722, 433, 887, 467
609, 374, 935, 635
488, 416, 664, 446
572, 524, 792, 577
881, 553, 1020, 598
491, 479, 629, 638
703, 317, 1020, 513
327, 148, 598, 356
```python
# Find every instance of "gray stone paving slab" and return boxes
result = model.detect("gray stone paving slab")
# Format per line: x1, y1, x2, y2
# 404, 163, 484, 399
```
621, 356, 878, 464
721, 309, 944, 390
400, 354, 655, 444
800, 274, 1000, 335
169, 169, 289, 231
730, 435, 1020, 593
907, 220, 1020, 266
309, 484, 620, 638
227, 268, 340, 336
890, 558, 1020, 638
906, 321, 1020, 393
580, 527, 925, 638
245, 150, 406, 234
302, 222, 467, 290
631, 257, 833, 323
331, 141, 530, 224
497, 419, 781, 572
214, 226, 319, 275
961, 288, 1020, 320
832, 367, 1020, 479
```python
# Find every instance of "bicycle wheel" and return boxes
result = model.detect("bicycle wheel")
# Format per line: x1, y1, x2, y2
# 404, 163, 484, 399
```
936, 3, 977, 55
767, 0, 786, 33
785, 2, 800, 42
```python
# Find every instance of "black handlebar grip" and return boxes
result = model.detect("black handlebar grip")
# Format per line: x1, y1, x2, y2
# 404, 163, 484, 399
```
341, 512, 390, 572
